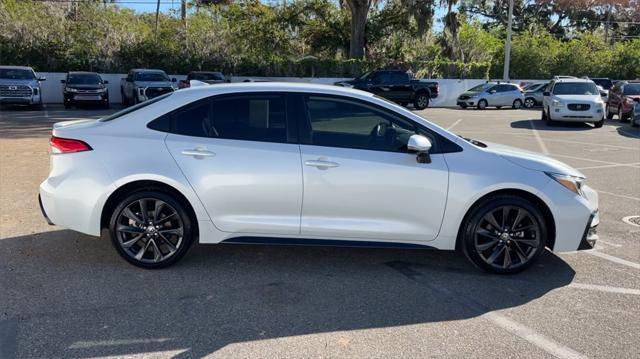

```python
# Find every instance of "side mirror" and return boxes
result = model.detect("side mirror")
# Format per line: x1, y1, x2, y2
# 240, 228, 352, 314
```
407, 134, 432, 164
60, 79, 66, 84
171, 78, 177, 82
103, 80, 109, 84
38, 76, 46, 81
543, 91, 550, 96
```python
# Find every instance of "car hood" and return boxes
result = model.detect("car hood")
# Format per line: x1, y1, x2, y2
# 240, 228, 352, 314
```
134, 81, 174, 88
552, 94, 601, 102
482, 141, 584, 178
0, 78, 39, 86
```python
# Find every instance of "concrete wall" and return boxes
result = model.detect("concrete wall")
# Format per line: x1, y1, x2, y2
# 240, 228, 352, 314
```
36, 72, 531, 107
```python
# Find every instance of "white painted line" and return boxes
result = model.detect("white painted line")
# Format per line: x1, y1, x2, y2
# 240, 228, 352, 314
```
446, 119, 463, 130
577, 162, 640, 170
68, 337, 172, 349
529, 120, 550, 155
568, 283, 640, 296
597, 239, 622, 248
596, 190, 640, 202
43, 103, 49, 119
622, 216, 640, 227
585, 250, 640, 270
482, 312, 587, 359
550, 154, 630, 166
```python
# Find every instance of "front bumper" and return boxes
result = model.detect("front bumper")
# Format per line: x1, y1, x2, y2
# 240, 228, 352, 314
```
64, 92, 109, 105
549, 106, 604, 122
578, 212, 599, 250
457, 99, 476, 107
0, 95, 41, 105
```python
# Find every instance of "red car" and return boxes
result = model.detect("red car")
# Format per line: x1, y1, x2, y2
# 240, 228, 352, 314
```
607, 80, 640, 121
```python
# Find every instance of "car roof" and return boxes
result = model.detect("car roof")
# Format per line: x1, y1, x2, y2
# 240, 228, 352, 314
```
189, 71, 223, 74
554, 78, 594, 83
68, 71, 100, 75
131, 69, 167, 73
178, 82, 376, 98
0, 65, 35, 71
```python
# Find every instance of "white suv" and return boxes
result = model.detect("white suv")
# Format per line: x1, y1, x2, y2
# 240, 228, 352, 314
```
542, 79, 605, 128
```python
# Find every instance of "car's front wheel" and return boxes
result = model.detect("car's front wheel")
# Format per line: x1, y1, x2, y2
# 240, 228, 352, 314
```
460, 195, 547, 274
109, 190, 195, 269
524, 98, 536, 108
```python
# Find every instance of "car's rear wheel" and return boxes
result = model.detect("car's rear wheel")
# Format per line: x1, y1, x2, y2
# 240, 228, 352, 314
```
109, 191, 195, 269
414, 92, 429, 110
460, 195, 547, 274
524, 98, 536, 108
606, 104, 614, 120
477, 99, 488, 110
512, 99, 523, 109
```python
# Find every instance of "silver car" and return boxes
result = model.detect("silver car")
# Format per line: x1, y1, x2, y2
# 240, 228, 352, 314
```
457, 82, 524, 110
0, 66, 46, 109
522, 82, 549, 108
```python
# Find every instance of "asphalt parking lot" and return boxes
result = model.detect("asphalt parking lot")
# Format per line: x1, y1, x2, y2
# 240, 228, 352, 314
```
0, 104, 639, 358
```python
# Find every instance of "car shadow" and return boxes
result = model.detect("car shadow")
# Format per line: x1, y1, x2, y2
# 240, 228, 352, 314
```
511, 118, 594, 131
1, 229, 575, 358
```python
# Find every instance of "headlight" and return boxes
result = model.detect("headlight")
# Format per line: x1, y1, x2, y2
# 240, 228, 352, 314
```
594, 101, 604, 108
65, 87, 78, 93
552, 99, 564, 108
546, 172, 585, 196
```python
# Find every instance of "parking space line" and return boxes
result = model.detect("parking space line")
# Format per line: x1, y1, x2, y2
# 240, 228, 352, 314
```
69, 337, 173, 349
586, 250, 640, 270
596, 190, 640, 201
597, 239, 622, 248
446, 119, 463, 130
568, 283, 640, 296
529, 120, 549, 155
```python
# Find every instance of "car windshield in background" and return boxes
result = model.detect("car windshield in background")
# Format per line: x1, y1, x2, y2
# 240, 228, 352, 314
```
191, 73, 224, 81
623, 84, 640, 96
101, 92, 173, 122
468, 83, 492, 92
592, 79, 613, 90
67, 74, 102, 84
356, 72, 372, 80
0, 69, 36, 80
135, 72, 170, 82
553, 82, 599, 95
524, 83, 545, 91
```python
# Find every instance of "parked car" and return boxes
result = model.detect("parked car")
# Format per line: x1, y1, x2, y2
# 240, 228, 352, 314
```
457, 82, 524, 110
542, 78, 605, 127
39, 83, 599, 274
606, 80, 640, 122
61, 72, 109, 109
334, 70, 438, 110
632, 98, 640, 127
522, 82, 549, 108
0, 65, 46, 109
120, 69, 176, 105
588, 77, 614, 91
178, 71, 229, 89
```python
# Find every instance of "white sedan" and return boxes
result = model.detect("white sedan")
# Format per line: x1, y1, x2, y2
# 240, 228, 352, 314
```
39, 83, 599, 273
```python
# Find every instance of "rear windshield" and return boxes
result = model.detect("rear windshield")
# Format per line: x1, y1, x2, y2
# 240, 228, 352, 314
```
623, 84, 640, 96
135, 72, 170, 82
552, 82, 599, 95
468, 83, 493, 92
101, 93, 173, 122
190, 72, 224, 81
67, 74, 102, 84
0, 69, 36, 80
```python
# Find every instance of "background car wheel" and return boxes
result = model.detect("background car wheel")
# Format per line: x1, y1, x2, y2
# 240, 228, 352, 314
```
524, 98, 536, 108
512, 99, 523, 109
496, 106, 502, 109
606, 105, 614, 120
618, 107, 629, 122
414, 93, 429, 110
541, 107, 548, 121
594, 118, 604, 128
477, 99, 488, 110
460, 195, 547, 274
109, 190, 195, 269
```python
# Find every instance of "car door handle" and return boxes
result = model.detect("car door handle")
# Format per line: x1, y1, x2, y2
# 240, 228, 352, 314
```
181, 148, 215, 157
304, 159, 340, 169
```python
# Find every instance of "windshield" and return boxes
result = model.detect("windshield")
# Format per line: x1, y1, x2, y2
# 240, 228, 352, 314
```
592, 79, 613, 90
623, 84, 640, 96
524, 83, 545, 91
0, 69, 36, 80
552, 82, 599, 95
135, 72, 170, 82
67, 74, 102, 85
101, 93, 173, 122
190, 72, 224, 81
356, 72, 372, 81
468, 83, 493, 92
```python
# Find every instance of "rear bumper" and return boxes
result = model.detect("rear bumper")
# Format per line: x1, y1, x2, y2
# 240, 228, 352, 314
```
38, 194, 54, 225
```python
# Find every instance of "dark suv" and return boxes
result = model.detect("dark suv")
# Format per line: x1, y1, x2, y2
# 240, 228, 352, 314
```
607, 80, 640, 121
61, 72, 109, 109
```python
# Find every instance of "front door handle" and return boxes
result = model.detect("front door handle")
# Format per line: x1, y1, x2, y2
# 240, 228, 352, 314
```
181, 148, 215, 158
304, 159, 340, 169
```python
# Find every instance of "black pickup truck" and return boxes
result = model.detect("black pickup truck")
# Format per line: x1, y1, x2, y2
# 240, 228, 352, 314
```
335, 70, 439, 109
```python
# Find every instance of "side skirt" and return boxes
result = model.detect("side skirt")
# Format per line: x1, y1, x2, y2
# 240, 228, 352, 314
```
220, 237, 436, 250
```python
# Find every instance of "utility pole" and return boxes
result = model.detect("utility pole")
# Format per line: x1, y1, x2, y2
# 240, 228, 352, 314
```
503, 0, 514, 81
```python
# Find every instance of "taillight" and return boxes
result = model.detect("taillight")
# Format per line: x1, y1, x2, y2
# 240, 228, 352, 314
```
50, 136, 92, 154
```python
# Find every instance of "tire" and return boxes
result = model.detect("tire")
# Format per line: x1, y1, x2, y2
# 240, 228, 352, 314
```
541, 107, 548, 121
477, 99, 488, 110
64, 103, 71, 109
460, 195, 548, 274
496, 106, 502, 109
460, 104, 468, 109
103, 101, 110, 109
619, 106, 629, 122
594, 118, 604, 128
512, 99, 523, 109
121, 91, 128, 106
524, 97, 536, 108
32, 101, 44, 111
413, 92, 429, 110
109, 190, 195, 269
606, 105, 614, 120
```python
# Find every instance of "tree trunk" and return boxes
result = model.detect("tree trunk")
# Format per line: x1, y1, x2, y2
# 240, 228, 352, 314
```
346, 0, 370, 59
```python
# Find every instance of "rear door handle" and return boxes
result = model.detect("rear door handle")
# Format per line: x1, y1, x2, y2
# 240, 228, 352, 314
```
304, 159, 340, 169
181, 148, 215, 157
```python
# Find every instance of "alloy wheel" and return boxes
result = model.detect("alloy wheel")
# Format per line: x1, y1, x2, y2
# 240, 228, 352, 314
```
524, 98, 535, 108
473, 205, 541, 271
115, 198, 184, 264
416, 95, 428, 109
